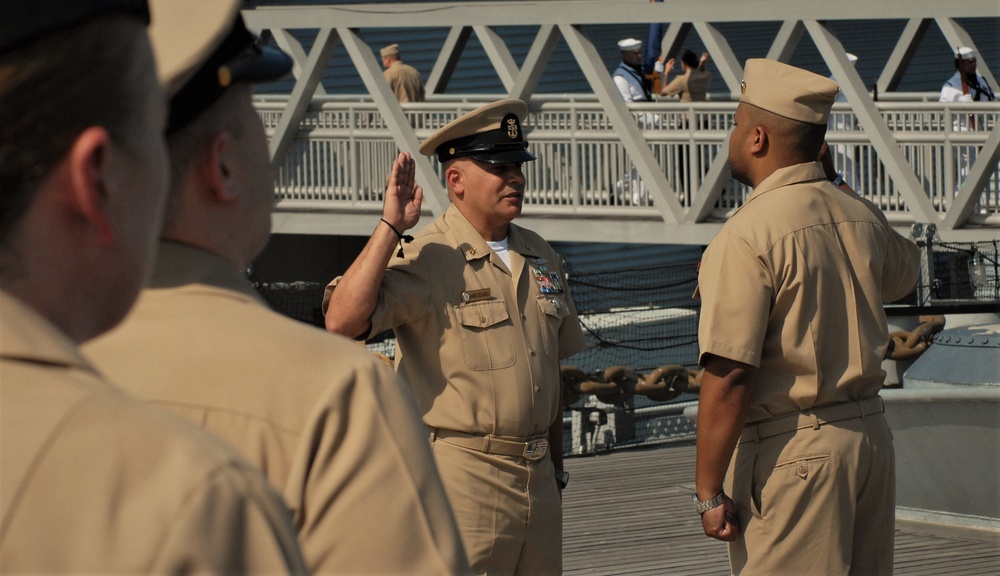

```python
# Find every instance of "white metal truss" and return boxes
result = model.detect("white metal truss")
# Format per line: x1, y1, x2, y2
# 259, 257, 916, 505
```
243, 1, 1000, 244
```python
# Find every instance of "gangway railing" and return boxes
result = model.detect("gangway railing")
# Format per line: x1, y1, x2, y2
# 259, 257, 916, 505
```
258, 96, 1000, 244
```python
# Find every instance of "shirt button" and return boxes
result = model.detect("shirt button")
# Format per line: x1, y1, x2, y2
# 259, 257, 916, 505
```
480, 317, 486, 324
521, 313, 526, 320
534, 386, 540, 393
529, 348, 536, 356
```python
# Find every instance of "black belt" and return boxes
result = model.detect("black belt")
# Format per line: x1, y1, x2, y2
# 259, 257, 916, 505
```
738, 396, 885, 445
430, 428, 550, 461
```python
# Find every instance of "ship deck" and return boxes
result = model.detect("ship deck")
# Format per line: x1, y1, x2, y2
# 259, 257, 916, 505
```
562, 442, 1000, 575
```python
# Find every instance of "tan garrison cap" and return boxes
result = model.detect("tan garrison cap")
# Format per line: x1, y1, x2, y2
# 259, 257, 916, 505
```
740, 58, 839, 125
618, 38, 642, 52
380, 44, 400, 58
419, 99, 536, 164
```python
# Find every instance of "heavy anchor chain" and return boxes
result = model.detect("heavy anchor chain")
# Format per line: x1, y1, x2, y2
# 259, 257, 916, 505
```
560, 364, 704, 407
886, 315, 945, 360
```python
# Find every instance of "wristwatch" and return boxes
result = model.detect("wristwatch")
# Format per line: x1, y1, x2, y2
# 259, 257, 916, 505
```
692, 491, 725, 514
556, 470, 570, 490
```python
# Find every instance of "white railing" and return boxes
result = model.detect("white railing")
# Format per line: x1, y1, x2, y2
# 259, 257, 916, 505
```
258, 97, 1000, 226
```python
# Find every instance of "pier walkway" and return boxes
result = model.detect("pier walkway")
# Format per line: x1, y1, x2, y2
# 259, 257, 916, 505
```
562, 442, 1000, 575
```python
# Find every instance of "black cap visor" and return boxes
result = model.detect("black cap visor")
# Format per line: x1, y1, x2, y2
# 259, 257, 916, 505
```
467, 148, 536, 164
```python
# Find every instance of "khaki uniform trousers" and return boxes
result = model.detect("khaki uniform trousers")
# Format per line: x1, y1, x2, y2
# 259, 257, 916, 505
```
726, 399, 895, 575
430, 433, 561, 576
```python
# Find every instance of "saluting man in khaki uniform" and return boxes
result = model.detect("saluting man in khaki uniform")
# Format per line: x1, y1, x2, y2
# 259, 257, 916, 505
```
0, 1, 306, 572
84, 1, 469, 575
325, 99, 587, 575
693, 59, 920, 575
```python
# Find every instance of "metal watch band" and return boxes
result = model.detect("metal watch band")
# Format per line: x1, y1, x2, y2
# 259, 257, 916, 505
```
692, 491, 725, 514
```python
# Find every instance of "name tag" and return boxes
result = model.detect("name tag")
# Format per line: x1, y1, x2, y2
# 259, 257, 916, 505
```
462, 288, 492, 303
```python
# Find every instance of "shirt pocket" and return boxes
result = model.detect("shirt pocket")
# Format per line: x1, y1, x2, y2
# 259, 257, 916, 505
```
454, 301, 515, 371
536, 295, 570, 361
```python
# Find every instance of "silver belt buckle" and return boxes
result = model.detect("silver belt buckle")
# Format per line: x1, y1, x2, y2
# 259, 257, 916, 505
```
523, 439, 548, 461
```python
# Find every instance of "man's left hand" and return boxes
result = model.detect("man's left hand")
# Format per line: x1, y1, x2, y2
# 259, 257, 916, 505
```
701, 495, 739, 541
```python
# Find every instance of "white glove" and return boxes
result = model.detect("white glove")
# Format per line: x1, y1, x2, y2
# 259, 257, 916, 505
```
958, 94, 974, 103
654, 60, 664, 74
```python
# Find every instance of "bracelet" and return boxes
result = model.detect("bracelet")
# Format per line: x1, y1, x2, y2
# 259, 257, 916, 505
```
831, 173, 845, 187
380, 218, 413, 259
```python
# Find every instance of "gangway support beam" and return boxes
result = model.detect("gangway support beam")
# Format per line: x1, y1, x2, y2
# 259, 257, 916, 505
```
766, 20, 805, 63
943, 125, 1000, 229
879, 18, 930, 94
473, 25, 519, 93
509, 25, 559, 102
267, 27, 338, 173
806, 20, 940, 225
693, 22, 742, 98
426, 26, 472, 95
269, 29, 327, 97
935, 18, 996, 91
337, 27, 450, 215
559, 23, 685, 225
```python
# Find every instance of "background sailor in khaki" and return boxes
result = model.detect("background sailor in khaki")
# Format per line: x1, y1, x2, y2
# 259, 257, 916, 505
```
693, 59, 920, 575
83, 2, 469, 574
381, 43, 425, 102
325, 99, 587, 575
659, 49, 712, 102
0, 1, 305, 572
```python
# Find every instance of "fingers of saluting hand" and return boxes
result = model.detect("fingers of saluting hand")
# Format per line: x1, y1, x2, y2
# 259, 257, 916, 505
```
389, 152, 416, 196
384, 152, 424, 229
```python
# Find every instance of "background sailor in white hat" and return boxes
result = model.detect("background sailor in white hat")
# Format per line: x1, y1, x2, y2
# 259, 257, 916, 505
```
940, 46, 995, 192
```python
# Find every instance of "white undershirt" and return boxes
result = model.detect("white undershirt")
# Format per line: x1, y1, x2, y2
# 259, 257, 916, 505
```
487, 238, 511, 269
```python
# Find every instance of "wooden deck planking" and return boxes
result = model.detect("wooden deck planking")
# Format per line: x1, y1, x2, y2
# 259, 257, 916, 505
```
562, 442, 1000, 575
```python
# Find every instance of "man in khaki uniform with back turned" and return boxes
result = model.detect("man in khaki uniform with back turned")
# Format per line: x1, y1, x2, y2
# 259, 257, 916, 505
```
381, 43, 425, 102
325, 99, 587, 575
0, 1, 305, 572
84, 1, 469, 574
693, 59, 920, 575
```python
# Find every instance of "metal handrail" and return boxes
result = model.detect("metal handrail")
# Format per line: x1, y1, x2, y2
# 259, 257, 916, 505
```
258, 98, 1000, 228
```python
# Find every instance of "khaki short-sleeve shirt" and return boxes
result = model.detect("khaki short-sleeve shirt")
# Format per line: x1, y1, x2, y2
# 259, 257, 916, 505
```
328, 206, 586, 437
384, 60, 425, 102
0, 290, 305, 573
84, 243, 470, 576
662, 68, 712, 102
696, 162, 920, 422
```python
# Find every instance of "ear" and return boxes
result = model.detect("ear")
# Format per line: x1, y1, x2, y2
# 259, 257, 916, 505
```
202, 131, 240, 204
66, 126, 116, 246
446, 164, 465, 200
749, 125, 768, 156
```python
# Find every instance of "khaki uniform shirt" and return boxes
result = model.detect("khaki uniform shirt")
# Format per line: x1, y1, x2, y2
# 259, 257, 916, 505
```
84, 243, 470, 576
0, 290, 305, 573
697, 162, 920, 422
384, 60, 425, 102
662, 67, 711, 102
326, 205, 587, 438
